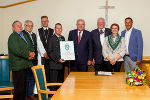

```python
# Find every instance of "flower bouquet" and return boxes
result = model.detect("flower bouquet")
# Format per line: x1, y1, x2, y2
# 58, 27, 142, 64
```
126, 67, 147, 86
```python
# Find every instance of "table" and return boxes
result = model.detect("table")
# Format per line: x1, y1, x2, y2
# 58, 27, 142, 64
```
51, 72, 150, 100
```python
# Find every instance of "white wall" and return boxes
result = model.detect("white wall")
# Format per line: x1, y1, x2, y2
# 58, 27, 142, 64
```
0, 9, 4, 54
0, 0, 150, 56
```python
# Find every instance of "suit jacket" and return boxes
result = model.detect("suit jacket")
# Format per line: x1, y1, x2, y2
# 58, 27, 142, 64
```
68, 29, 92, 64
91, 28, 111, 64
121, 27, 143, 61
8, 31, 34, 71
47, 34, 65, 70
23, 30, 38, 65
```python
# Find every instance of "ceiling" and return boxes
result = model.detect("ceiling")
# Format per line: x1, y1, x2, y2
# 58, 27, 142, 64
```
0, 0, 36, 8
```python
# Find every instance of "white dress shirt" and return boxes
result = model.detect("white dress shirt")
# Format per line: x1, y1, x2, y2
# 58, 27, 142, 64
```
125, 27, 133, 55
99, 28, 105, 46
43, 27, 49, 30
36, 29, 46, 65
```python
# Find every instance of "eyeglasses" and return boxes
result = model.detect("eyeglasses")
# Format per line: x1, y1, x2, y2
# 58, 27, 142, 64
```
26, 25, 33, 27
111, 28, 118, 29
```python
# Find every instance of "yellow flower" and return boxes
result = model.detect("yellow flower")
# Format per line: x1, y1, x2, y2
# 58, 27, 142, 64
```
138, 76, 142, 79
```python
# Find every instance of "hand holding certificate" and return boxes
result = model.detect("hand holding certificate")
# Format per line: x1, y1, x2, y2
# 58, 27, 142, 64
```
60, 41, 75, 60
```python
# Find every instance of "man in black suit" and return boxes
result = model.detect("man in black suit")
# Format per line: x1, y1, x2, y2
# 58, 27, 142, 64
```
47, 23, 65, 90
37, 16, 54, 83
68, 19, 93, 72
91, 17, 112, 71
23, 20, 37, 100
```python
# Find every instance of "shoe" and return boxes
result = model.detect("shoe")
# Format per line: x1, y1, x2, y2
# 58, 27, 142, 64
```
24, 97, 31, 100
29, 96, 38, 100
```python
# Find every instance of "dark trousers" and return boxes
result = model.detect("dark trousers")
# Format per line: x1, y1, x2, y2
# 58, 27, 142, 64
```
70, 61, 87, 72
12, 69, 27, 100
104, 61, 122, 72
94, 57, 104, 71
94, 62, 104, 71
41, 57, 50, 82
49, 68, 64, 91
25, 67, 35, 98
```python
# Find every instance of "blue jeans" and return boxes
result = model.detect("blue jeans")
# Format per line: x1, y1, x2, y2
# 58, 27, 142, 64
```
25, 67, 35, 98
124, 56, 137, 72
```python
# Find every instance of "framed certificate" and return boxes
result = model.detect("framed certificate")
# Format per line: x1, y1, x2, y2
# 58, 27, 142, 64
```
60, 41, 75, 60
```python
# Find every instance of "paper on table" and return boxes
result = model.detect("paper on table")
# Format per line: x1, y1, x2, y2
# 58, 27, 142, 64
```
97, 71, 112, 76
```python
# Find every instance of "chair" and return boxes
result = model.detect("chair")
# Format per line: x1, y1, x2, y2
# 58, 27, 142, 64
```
0, 56, 14, 99
31, 65, 62, 100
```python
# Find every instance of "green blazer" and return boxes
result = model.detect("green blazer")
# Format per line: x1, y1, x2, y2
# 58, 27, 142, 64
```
8, 31, 34, 71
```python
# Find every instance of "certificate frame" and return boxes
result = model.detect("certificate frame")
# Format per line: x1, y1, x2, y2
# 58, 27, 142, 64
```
60, 41, 75, 60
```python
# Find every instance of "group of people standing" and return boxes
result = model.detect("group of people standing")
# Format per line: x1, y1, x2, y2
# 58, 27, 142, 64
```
8, 16, 143, 100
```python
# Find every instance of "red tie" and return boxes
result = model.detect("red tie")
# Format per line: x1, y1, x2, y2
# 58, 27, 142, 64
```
78, 31, 81, 44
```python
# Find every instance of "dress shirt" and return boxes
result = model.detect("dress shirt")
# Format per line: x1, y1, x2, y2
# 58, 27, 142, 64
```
99, 28, 105, 46
78, 30, 83, 40
125, 27, 133, 55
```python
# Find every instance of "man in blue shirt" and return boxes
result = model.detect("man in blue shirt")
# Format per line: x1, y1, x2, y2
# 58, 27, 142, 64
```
8, 20, 35, 100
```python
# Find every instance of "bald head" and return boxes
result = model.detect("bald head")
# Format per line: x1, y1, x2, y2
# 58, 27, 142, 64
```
97, 17, 105, 29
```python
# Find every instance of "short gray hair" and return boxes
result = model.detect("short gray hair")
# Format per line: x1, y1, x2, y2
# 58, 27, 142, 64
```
76, 19, 85, 24
24, 20, 33, 25
12, 20, 21, 27
97, 17, 105, 23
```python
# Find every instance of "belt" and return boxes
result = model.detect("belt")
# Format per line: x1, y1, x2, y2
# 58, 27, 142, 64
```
125, 54, 130, 57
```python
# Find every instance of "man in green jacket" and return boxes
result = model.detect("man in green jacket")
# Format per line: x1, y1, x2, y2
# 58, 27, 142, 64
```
8, 20, 35, 100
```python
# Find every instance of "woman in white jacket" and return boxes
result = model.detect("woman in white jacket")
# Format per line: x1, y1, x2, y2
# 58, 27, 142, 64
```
103, 23, 125, 72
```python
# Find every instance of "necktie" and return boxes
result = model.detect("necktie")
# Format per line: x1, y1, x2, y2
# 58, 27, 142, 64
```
31, 34, 34, 45
44, 29, 48, 40
78, 31, 81, 44
100, 30, 104, 34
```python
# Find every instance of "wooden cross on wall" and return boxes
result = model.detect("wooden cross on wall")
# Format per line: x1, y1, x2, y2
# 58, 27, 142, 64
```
99, 0, 115, 27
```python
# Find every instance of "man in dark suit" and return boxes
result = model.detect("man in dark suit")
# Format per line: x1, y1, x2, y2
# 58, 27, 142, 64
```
68, 19, 92, 72
23, 20, 37, 100
121, 17, 143, 72
8, 21, 35, 100
47, 23, 65, 90
37, 16, 54, 83
91, 17, 112, 71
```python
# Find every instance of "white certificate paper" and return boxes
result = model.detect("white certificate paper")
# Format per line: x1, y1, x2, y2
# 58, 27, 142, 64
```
60, 41, 75, 60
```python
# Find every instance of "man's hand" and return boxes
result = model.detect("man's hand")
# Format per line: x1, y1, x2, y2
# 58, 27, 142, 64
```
59, 59, 65, 63
28, 52, 35, 60
92, 59, 95, 65
29, 52, 35, 58
43, 52, 49, 59
28, 56, 33, 60
136, 61, 141, 65
87, 60, 92, 66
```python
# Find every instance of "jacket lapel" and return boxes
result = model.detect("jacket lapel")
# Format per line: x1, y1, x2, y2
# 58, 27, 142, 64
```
95, 29, 101, 47
14, 31, 29, 46
104, 28, 107, 37
80, 30, 85, 43
74, 29, 78, 44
